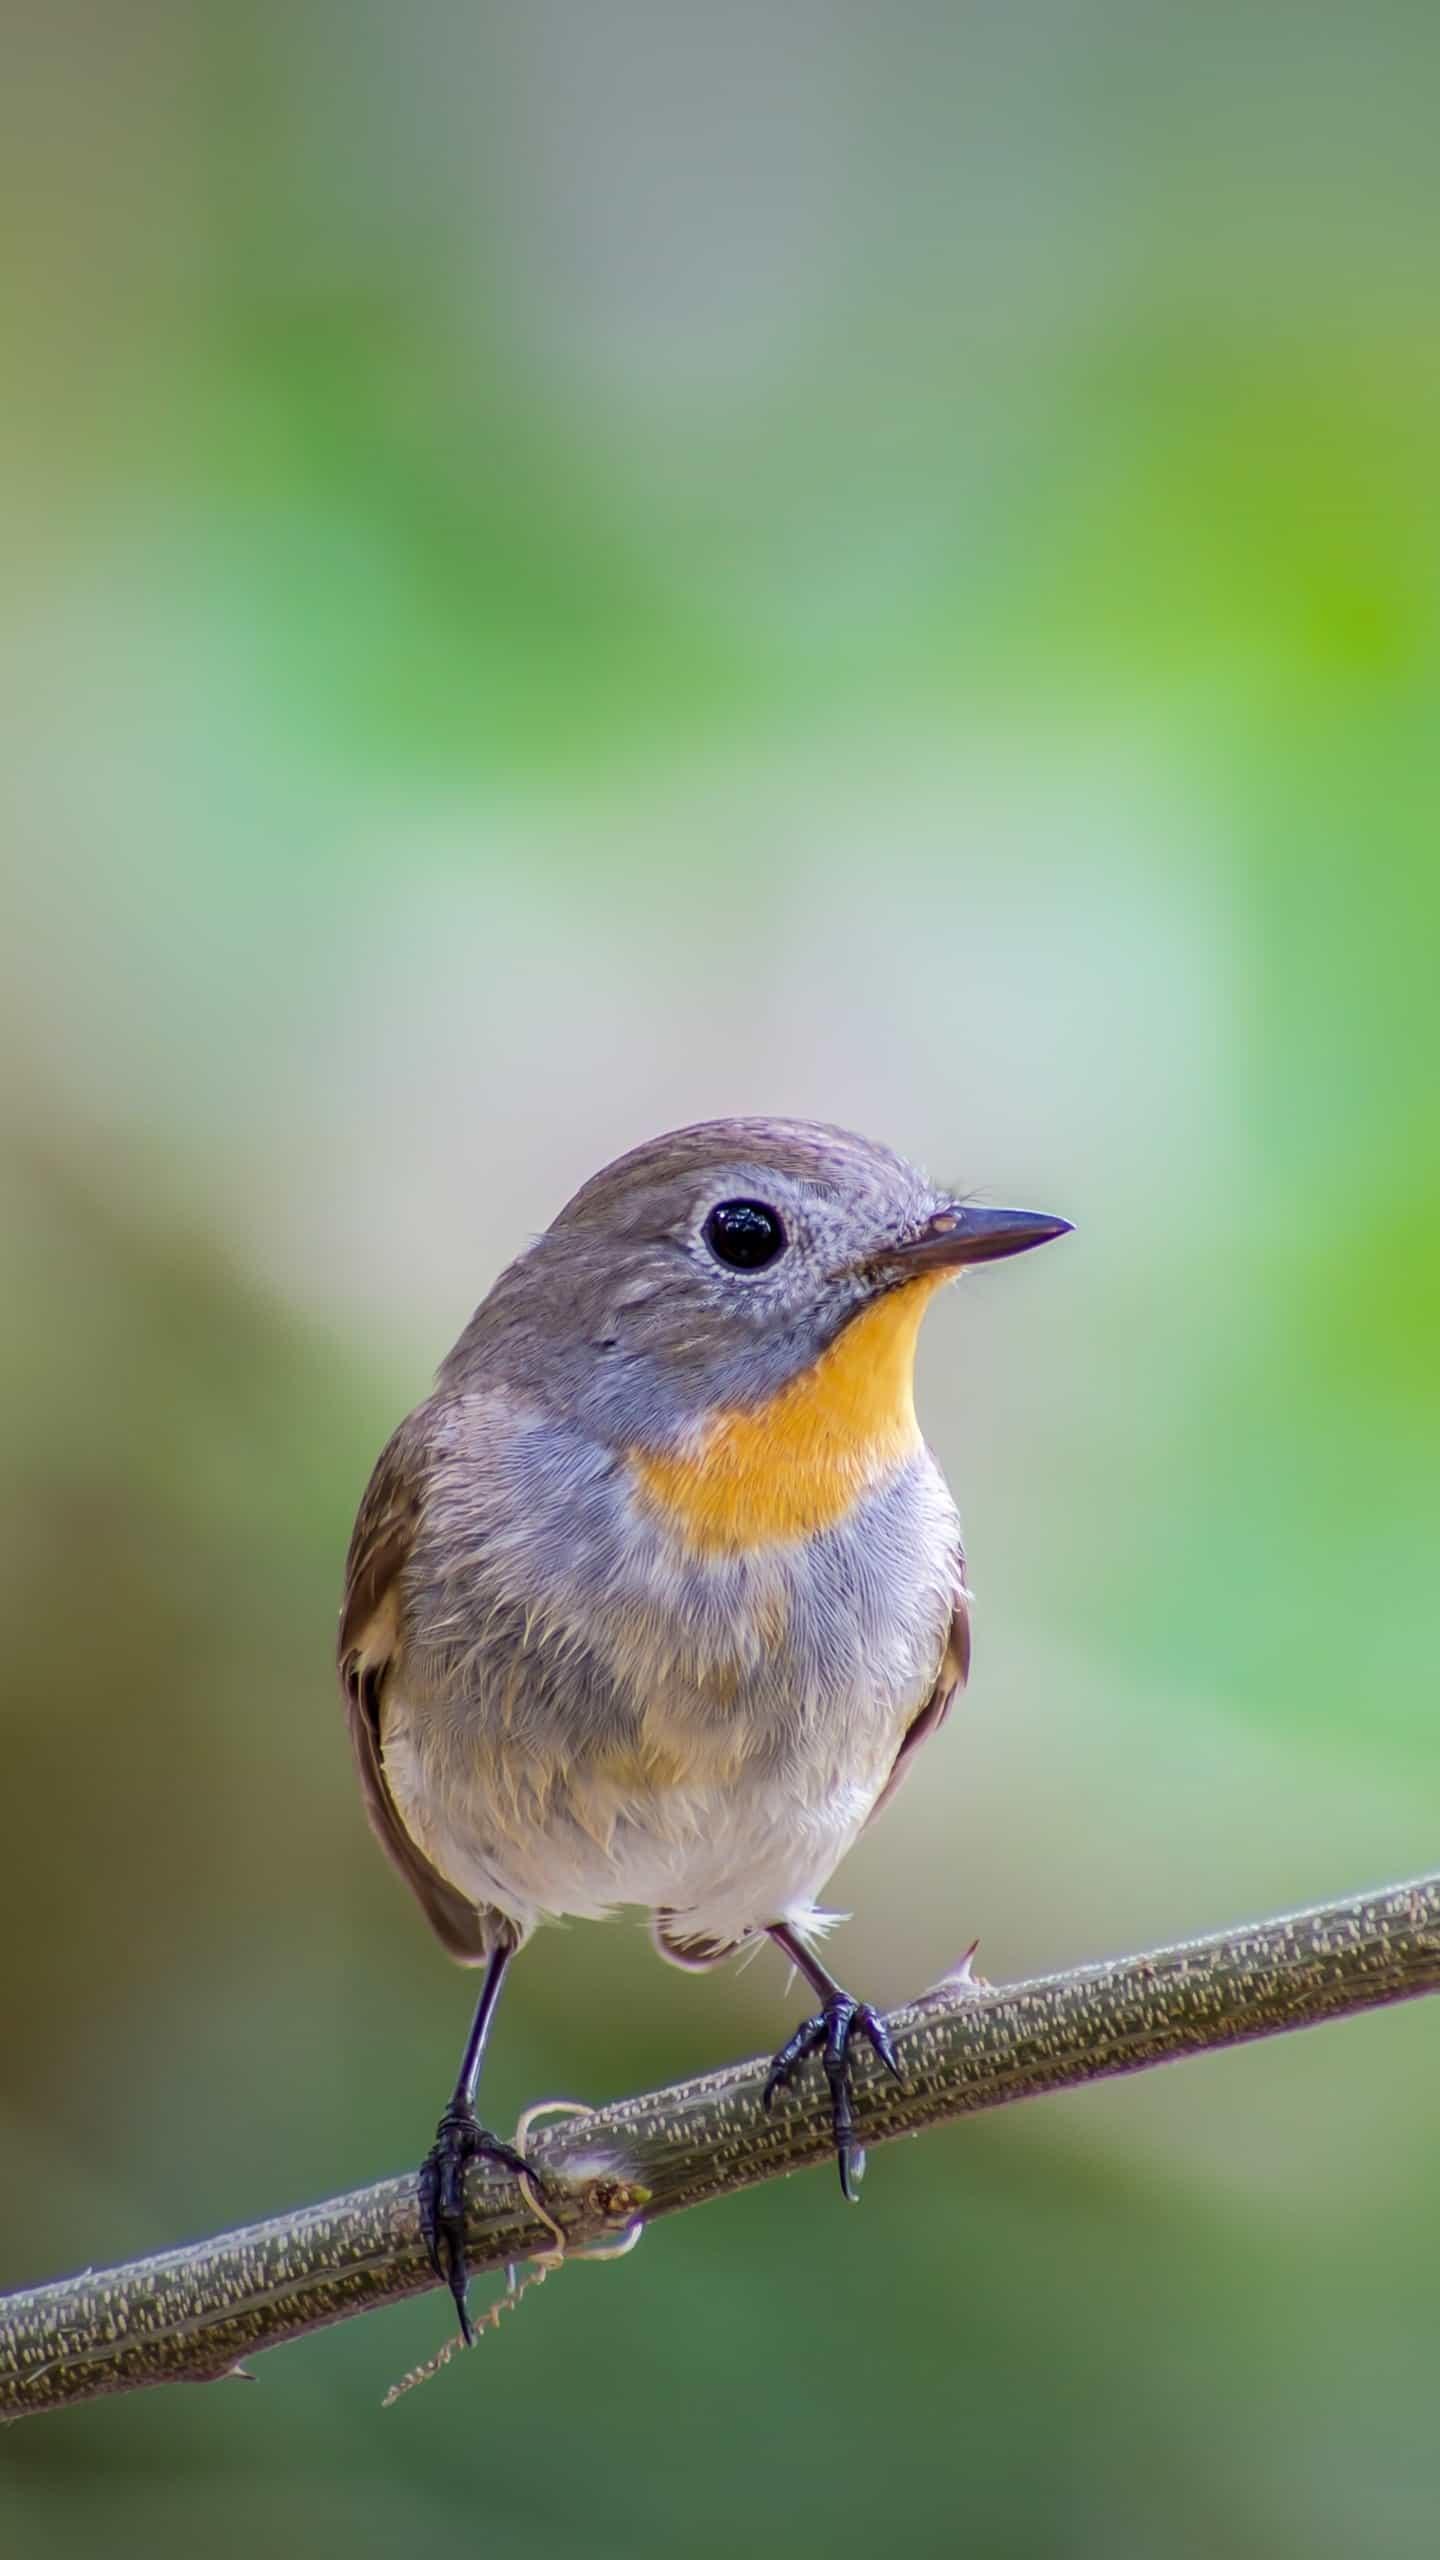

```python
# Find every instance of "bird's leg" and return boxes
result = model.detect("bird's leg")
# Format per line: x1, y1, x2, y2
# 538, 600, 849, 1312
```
762, 1923, 902, 2201
418, 1944, 536, 2342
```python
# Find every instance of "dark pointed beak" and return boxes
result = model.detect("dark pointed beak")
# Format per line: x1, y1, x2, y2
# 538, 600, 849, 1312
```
881, 1202, 1073, 1275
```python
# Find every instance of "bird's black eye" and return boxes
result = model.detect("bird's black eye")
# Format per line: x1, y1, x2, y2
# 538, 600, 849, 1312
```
703, 1198, 787, 1272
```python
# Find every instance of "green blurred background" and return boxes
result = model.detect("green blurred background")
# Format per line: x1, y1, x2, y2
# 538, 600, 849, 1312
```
3, 2, 1438, 2552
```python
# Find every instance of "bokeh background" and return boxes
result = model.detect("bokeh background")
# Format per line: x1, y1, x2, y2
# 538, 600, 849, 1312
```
4, 3, 1439, 2552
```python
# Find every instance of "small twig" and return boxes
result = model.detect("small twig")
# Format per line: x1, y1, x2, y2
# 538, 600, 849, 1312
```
4, 1870, 1438, 2420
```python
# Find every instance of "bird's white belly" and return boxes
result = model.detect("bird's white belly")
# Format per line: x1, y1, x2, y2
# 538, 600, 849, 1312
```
380, 1446, 958, 1956
380, 1715, 894, 1950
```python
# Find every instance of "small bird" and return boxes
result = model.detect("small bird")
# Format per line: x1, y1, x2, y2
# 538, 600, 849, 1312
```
338, 1118, 1069, 2335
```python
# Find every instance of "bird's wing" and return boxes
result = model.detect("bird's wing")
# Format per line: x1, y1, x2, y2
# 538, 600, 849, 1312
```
337, 1409, 493, 1963
866, 1563, 972, 1827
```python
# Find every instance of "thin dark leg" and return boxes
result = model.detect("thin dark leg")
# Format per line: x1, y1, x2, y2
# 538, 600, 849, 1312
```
769, 1923, 848, 2009
452, 1943, 512, 2111
418, 1945, 536, 2343
763, 1923, 902, 2202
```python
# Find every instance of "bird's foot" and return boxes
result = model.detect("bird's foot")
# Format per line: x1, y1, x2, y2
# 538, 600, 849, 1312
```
762, 1992, 902, 2201
418, 2100, 537, 2344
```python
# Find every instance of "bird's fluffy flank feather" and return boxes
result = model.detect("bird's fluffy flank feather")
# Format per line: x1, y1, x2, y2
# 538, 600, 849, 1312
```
338, 1412, 497, 1964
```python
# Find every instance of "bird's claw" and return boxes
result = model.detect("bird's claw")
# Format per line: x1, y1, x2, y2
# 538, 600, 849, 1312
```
418, 2100, 536, 2344
762, 1993, 902, 2201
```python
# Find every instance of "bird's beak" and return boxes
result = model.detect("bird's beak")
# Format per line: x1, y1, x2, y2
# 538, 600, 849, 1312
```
879, 1202, 1073, 1276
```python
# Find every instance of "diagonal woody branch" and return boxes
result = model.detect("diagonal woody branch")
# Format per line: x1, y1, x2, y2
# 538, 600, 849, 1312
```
4, 1870, 1439, 2421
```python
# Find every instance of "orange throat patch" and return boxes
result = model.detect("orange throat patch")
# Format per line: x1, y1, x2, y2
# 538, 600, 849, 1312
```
630, 1272, 948, 1555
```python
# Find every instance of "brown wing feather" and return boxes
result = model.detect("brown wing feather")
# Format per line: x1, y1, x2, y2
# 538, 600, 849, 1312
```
338, 1411, 493, 1964
866, 1569, 972, 1828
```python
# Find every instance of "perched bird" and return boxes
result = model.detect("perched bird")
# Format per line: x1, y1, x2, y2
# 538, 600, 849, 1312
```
338, 1117, 1069, 2334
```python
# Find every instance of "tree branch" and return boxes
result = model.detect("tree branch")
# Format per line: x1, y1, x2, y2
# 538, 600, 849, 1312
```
5, 1871, 1439, 2420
